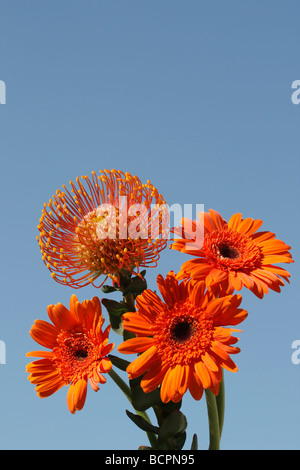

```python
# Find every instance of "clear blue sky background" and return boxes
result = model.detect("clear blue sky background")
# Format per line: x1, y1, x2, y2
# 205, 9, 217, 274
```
0, 1, 299, 450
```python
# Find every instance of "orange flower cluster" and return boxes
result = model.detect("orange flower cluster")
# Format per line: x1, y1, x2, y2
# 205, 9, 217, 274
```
27, 171, 293, 415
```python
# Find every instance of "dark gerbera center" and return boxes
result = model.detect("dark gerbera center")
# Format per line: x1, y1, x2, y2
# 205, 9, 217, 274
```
203, 229, 262, 271
74, 348, 89, 361
218, 243, 240, 259
171, 320, 195, 344
52, 330, 98, 382
152, 302, 214, 366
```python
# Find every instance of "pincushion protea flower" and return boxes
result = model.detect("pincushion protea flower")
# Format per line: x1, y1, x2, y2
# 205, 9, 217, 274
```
26, 295, 114, 413
171, 209, 293, 299
118, 272, 247, 403
37, 169, 168, 288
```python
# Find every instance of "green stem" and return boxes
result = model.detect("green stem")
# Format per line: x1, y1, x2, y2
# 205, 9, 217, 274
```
108, 369, 158, 449
123, 293, 136, 311
205, 389, 220, 450
109, 368, 132, 402
216, 372, 225, 439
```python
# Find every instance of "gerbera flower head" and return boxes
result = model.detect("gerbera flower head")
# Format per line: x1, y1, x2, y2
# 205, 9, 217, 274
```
26, 295, 114, 413
118, 271, 247, 403
171, 209, 293, 298
37, 169, 168, 288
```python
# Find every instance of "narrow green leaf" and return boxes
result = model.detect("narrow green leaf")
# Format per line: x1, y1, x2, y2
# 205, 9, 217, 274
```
101, 285, 120, 293
126, 410, 159, 435
190, 433, 198, 450
108, 354, 130, 372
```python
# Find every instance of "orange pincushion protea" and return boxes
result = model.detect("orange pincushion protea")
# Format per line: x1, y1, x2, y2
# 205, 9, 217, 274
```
171, 209, 293, 298
37, 169, 168, 288
26, 295, 114, 413
118, 272, 247, 403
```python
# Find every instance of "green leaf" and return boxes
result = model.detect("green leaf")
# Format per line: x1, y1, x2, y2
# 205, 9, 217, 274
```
173, 431, 186, 450
160, 398, 182, 414
118, 269, 133, 291
123, 329, 135, 341
190, 433, 198, 450
122, 274, 147, 297
101, 284, 120, 294
101, 299, 129, 316
108, 354, 130, 372
158, 410, 188, 444
126, 410, 159, 435
109, 317, 123, 335
131, 384, 162, 411
101, 299, 130, 335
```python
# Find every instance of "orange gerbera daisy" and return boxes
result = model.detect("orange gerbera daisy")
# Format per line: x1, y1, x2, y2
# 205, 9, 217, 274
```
118, 272, 247, 403
171, 209, 293, 298
37, 169, 168, 288
26, 295, 114, 413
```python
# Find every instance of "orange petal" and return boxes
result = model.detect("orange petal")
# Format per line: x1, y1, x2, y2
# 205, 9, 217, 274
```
67, 379, 87, 414
141, 361, 167, 393
26, 350, 55, 359
47, 303, 77, 330
228, 213, 242, 231
201, 352, 218, 372
160, 367, 175, 403
243, 218, 263, 236
26, 358, 55, 373
126, 345, 158, 378
35, 374, 65, 398
29, 320, 59, 349
122, 312, 152, 336
208, 209, 227, 232
194, 361, 211, 389
118, 337, 153, 354
188, 368, 204, 400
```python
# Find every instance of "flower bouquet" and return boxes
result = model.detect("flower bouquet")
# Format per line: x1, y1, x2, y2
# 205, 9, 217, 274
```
27, 169, 293, 450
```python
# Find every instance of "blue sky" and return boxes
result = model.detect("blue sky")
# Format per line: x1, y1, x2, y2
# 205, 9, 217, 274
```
0, 0, 299, 450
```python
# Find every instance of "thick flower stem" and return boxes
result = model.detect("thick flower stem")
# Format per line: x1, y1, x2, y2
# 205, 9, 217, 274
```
108, 369, 158, 449
216, 372, 225, 439
205, 389, 220, 450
